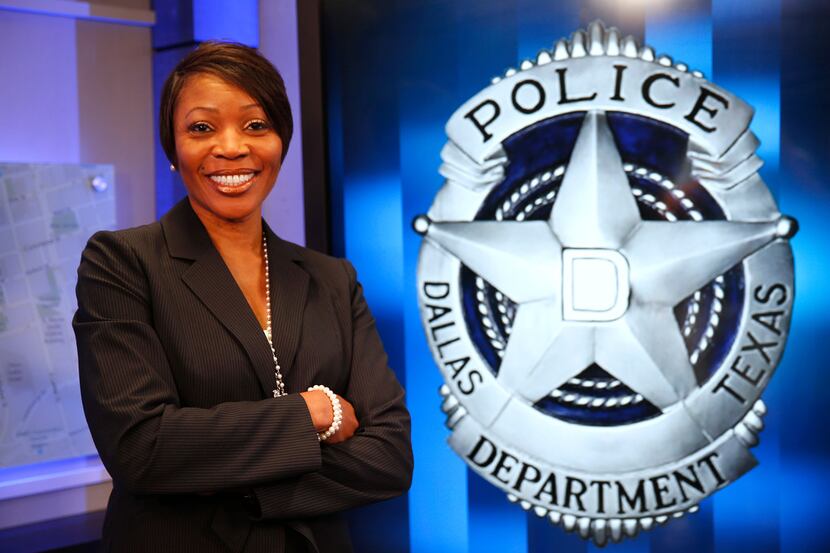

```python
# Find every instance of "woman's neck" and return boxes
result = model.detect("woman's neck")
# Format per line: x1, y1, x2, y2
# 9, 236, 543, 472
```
188, 199, 270, 330
189, 200, 263, 257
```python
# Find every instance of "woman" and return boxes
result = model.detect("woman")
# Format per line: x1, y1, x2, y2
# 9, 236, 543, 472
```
73, 41, 412, 552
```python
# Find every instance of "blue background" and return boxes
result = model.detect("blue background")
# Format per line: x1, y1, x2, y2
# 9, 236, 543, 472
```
320, 0, 830, 552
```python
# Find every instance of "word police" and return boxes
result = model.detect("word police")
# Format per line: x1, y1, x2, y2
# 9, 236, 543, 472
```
464, 63, 730, 143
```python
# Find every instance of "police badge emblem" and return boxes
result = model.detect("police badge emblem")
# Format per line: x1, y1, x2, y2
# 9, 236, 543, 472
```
413, 21, 797, 545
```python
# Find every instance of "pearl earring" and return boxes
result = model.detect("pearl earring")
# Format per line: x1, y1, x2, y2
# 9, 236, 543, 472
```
169, 164, 176, 172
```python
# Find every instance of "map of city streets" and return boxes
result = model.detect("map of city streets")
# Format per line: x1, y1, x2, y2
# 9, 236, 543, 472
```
0, 163, 114, 469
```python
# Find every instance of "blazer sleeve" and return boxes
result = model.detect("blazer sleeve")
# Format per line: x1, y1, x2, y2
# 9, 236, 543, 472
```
73, 231, 323, 495
248, 260, 413, 520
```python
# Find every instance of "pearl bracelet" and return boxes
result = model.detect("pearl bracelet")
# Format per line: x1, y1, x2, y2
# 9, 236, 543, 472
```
308, 385, 342, 442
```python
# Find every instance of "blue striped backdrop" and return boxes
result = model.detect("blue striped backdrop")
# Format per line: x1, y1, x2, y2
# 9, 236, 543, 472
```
322, 0, 830, 552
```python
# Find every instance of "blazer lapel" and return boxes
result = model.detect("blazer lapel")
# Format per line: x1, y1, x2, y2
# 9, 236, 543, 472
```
160, 199, 307, 398
263, 223, 309, 390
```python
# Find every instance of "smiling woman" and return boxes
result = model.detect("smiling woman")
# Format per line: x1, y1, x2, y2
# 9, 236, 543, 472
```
72, 42, 412, 553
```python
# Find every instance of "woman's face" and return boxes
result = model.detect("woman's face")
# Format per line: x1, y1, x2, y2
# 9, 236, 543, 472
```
173, 73, 283, 224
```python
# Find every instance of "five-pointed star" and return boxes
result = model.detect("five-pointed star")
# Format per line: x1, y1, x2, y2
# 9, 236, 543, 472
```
418, 110, 787, 410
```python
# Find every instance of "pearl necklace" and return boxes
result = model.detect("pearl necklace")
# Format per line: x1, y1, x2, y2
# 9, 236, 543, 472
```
263, 232, 286, 398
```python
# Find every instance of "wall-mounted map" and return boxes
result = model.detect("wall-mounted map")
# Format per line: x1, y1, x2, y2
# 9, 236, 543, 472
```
0, 163, 115, 469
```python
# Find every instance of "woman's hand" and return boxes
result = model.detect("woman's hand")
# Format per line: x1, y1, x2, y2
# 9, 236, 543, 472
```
300, 389, 333, 432
300, 390, 359, 443
326, 395, 358, 444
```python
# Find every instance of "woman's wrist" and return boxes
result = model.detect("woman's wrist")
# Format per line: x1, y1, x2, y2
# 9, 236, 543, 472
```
307, 385, 342, 442
300, 389, 332, 431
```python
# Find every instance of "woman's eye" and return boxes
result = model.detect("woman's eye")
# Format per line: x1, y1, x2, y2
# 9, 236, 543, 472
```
189, 122, 212, 133
247, 120, 270, 131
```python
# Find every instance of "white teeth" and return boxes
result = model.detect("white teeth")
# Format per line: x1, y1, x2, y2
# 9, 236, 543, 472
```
209, 173, 255, 186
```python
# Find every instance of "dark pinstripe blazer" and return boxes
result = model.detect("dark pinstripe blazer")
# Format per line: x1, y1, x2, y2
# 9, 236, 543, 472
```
73, 199, 413, 553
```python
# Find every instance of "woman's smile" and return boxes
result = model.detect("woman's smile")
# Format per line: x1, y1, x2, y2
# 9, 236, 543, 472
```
206, 170, 258, 194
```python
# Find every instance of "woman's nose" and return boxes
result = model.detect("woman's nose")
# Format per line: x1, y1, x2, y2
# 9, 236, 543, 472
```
212, 128, 249, 159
